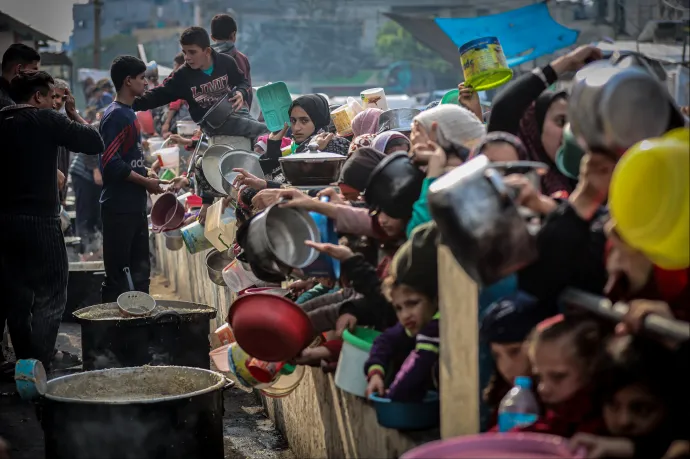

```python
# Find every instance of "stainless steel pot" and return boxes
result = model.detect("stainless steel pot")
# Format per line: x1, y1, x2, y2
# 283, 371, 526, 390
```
205, 249, 235, 286
377, 108, 421, 134
428, 155, 538, 286
218, 150, 264, 194
279, 142, 346, 186
246, 201, 320, 273
164, 229, 184, 251
569, 61, 672, 153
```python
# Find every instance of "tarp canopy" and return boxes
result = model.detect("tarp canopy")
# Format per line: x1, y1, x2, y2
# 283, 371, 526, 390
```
435, 3, 579, 67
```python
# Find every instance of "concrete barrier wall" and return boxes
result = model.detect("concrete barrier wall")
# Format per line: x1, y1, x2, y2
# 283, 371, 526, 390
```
154, 235, 438, 458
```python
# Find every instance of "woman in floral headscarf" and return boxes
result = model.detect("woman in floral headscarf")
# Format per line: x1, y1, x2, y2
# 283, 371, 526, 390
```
351, 108, 383, 138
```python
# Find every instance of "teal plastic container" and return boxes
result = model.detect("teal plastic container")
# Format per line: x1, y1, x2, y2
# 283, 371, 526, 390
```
256, 82, 293, 132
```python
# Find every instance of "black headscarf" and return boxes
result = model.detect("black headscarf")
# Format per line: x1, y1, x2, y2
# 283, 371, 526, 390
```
339, 147, 386, 192
289, 94, 331, 134
534, 90, 567, 134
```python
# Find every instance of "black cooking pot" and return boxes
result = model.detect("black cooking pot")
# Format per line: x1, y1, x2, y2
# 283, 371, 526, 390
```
428, 155, 538, 286
63, 261, 106, 322
73, 301, 217, 371
364, 152, 425, 220
40, 366, 226, 459
199, 92, 235, 137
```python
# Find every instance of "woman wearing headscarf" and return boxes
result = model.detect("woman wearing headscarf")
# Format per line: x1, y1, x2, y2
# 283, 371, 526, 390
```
338, 147, 386, 199
348, 133, 376, 155
351, 108, 383, 138
372, 131, 410, 155
259, 94, 351, 183
488, 45, 603, 197
406, 104, 486, 237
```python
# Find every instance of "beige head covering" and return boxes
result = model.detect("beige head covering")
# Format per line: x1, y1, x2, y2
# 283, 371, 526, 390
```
414, 105, 485, 151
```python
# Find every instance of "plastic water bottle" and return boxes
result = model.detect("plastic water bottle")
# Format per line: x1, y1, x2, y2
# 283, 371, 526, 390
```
497, 376, 539, 432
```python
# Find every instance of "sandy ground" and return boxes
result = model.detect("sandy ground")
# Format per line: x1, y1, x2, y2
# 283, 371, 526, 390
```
0, 275, 294, 459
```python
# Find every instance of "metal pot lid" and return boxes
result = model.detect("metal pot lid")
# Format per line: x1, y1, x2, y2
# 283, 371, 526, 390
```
280, 151, 346, 161
202, 144, 234, 195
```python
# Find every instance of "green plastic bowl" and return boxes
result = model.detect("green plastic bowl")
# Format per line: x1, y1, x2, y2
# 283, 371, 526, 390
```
342, 327, 381, 352
555, 123, 585, 180
441, 89, 460, 105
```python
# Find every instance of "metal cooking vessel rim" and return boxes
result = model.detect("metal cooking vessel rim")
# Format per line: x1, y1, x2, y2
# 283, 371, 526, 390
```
44, 365, 226, 404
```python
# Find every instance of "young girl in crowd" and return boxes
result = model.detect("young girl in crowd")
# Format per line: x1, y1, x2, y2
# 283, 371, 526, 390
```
364, 223, 440, 402
524, 315, 609, 437
570, 335, 680, 458
479, 291, 550, 428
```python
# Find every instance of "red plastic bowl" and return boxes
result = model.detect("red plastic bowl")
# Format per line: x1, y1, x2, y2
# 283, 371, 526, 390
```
228, 293, 315, 362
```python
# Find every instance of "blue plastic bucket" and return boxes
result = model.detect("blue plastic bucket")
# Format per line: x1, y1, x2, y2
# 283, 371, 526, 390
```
15, 359, 47, 401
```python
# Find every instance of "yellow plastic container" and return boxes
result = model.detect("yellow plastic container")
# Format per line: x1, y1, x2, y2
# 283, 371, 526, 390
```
459, 37, 513, 91
609, 129, 690, 269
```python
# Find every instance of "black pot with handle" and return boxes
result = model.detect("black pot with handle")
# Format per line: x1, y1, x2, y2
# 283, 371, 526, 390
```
73, 301, 217, 371
428, 155, 538, 286
364, 152, 425, 220
198, 92, 236, 138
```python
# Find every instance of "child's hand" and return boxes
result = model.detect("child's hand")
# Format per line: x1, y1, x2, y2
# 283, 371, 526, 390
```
335, 313, 357, 337
366, 374, 385, 398
570, 434, 634, 459
294, 346, 332, 366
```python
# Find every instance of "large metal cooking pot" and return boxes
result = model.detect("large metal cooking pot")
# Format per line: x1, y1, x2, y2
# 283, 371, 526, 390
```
41, 366, 226, 459
246, 201, 320, 273
378, 108, 421, 134
569, 61, 671, 153
364, 152, 425, 220
428, 155, 538, 286
205, 248, 235, 286
279, 142, 346, 186
198, 92, 235, 137
73, 301, 217, 371
218, 149, 264, 194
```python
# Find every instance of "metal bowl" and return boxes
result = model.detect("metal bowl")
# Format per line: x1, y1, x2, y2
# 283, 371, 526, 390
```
218, 150, 264, 194
164, 229, 184, 251
205, 249, 235, 286
377, 108, 421, 134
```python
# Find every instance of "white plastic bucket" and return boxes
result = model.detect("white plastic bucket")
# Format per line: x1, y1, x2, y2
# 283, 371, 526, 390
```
334, 327, 381, 397
155, 146, 180, 170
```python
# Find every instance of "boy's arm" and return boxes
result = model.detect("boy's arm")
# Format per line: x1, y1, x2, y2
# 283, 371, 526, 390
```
132, 72, 181, 112
225, 55, 250, 104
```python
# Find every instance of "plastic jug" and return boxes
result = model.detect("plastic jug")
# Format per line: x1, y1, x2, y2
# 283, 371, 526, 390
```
609, 129, 689, 269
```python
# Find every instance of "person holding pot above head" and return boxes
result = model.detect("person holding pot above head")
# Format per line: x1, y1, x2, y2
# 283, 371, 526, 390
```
258, 94, 350, 184
488, 45, 604, 197
100, 56, 169, 303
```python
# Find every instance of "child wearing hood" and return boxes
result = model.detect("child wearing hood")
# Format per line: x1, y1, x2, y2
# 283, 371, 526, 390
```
364, 222, 440, 402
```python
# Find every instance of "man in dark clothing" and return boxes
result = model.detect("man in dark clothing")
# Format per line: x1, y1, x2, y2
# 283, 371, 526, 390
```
0, 43, 41, 108
0, 71, 104, 370
211, 14, 253, 109
100, 56, 167, 303
132, 26, 267, 139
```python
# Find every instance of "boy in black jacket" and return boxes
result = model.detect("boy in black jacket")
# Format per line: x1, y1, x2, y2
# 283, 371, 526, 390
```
132, 26, 266, 140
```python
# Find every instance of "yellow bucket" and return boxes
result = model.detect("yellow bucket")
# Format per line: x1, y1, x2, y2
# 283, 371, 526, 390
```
609, 128, 690, 269
330, 105, 355, 136
459, 37, 513, 91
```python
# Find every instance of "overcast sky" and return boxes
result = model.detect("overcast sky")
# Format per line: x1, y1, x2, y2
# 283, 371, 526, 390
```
0, 0, 86, 43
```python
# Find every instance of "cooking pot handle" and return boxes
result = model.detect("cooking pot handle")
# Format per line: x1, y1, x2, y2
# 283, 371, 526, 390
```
222, 377, 236, 391
484, 167, 517, 203
153, 310, 183, 324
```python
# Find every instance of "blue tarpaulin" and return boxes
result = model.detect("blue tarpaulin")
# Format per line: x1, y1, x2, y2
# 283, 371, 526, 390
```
435, 3, 579, 68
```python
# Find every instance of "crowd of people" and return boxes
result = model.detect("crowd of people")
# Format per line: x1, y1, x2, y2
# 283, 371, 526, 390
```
0, 10, 689, 459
